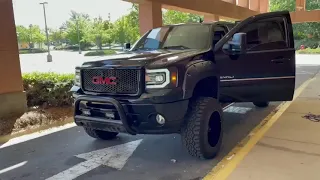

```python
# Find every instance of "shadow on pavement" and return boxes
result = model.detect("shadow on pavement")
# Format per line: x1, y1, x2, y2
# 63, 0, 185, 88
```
218, 103, 278, 159
0, 103, 278, 180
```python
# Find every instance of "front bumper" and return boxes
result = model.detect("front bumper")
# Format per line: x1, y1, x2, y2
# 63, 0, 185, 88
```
74, 95, 189, 134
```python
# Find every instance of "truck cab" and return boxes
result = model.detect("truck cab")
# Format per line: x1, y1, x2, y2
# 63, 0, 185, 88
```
71, 11, 295, 159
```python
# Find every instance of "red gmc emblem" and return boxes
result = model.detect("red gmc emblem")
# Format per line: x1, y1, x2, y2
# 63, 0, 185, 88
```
92, 76, 117, 85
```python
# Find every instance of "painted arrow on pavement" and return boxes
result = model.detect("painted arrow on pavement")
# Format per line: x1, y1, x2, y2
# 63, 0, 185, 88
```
46, 139, 143, 180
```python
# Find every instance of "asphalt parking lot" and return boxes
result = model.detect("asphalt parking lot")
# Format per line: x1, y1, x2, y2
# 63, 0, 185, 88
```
0, 64, 319, 180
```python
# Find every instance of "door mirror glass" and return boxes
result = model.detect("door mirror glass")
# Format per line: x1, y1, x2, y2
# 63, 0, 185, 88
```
222, 33, 247, 55
124, 43, 131, 51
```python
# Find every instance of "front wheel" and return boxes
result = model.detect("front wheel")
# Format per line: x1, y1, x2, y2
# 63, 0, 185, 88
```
253, 102, 269, 108
181, 97, 223, 159
84, 127, 118, 140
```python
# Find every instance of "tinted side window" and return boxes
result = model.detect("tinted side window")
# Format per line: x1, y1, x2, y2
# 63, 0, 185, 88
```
213, 26, 227, 46
239, 17, 287, 51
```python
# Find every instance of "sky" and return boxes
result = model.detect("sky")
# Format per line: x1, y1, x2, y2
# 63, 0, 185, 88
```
12, 0, 133, 29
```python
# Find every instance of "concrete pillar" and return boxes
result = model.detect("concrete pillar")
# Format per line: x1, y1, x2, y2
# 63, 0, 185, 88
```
296, 0, 306, 11
260, 0, 269, 13
138, 1, 163, 35
223, 0, 236, 4
203, 14, 219, 22
0, 0, 26, 119
249, 0, 260, 11
237, 0, 249, 8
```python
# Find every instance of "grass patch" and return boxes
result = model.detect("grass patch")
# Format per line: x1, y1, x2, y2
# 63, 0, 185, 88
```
297, 48, 320, 54
19, 49, 48, 54
13, 107, 73, 133
84, 49, 117, 56
0, 107, 73, 136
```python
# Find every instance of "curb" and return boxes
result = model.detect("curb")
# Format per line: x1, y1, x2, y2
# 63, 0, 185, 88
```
203, 76, 315, 180
0, 118, 74, 144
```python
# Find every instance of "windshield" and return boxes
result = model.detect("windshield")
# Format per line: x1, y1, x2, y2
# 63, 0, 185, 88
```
131, 24, 211, 51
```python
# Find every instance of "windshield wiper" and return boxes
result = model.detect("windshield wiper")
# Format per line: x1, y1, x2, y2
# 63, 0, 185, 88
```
162, 45, 190, 50
132, 47, 156, 51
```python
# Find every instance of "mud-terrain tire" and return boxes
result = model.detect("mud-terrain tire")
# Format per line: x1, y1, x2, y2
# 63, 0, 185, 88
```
253, 102, 269, 108
181, 97, 223, 159
84, 127, 118, 140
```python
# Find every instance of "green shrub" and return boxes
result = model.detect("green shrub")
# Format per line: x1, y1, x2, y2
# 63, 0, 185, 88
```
22, 72, 75, 107
19, 48, 48, 54
65, 45, 80, 51
296, 48, 320, 54
53, 46, 66, 50
295, 39, 320, 50
84, 50, 117, 56
64, 44, 92, 51
84, 51, 105, 56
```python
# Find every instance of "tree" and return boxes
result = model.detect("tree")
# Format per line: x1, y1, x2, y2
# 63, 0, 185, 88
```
49, 28, 67, 45
103, 21, 115, 49
64, 11, 91, 49
125, 4, 140, 42
113, 4, 140, 45
269, 0, 295, 12
84, 16, 115, 50
113, 17, 127, 45
31, 26, 46, 47
84, 17, 104, 49
16, 25, 29, 45
16, 25, 45, 49
163, 10, 202, 25
269, 0, 320, 40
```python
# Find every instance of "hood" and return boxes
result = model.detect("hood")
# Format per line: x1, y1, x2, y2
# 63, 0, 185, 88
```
81, 49, 206, 69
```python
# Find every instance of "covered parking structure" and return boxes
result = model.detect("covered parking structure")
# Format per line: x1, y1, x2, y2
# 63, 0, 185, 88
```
0, 0, 319, 118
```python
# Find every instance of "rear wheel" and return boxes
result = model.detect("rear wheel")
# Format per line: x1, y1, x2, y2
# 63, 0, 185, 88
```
181, 97, 223, 159
253, 102, 269, 108
84, 127, 118, 140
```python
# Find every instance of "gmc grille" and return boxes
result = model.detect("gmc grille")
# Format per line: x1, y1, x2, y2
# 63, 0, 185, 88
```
82, 69, 141, 95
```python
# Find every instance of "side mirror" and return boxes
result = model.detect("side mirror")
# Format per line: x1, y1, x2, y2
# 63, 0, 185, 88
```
222, 33, 247, 55
124, 43, 131, 51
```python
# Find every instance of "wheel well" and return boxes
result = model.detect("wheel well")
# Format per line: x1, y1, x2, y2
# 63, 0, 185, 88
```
193, 77, 218, 99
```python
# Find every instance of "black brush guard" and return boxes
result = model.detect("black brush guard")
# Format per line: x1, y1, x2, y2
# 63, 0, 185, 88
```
74, 95, 137, 135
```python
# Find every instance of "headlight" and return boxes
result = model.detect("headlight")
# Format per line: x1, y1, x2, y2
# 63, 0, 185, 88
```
75, 68, 81, 86
146, 69, 177, 88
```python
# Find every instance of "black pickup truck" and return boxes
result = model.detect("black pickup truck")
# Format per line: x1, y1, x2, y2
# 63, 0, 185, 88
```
71, 11, 295, 159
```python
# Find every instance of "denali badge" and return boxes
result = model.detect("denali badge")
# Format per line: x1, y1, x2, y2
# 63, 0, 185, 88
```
92, 76, 117, 85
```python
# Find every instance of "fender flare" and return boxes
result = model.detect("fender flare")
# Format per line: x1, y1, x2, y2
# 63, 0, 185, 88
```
182, 60, 219, 99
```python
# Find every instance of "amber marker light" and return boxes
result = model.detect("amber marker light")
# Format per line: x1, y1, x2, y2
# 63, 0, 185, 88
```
171, 71, 178, 86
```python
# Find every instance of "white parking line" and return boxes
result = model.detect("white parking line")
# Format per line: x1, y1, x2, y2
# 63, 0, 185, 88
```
46, 140, 143, 180
0, 161, 28, 175
297, 69, 316, 74
223, 103, 234, 110
0, 123, 76, 149
224, 106, 252, 114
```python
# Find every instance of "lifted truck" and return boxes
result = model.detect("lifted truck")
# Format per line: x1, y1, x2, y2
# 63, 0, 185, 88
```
71, 11, 295, 159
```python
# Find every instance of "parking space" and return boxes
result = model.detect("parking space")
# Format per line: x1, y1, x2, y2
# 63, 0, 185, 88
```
0, 65, 319, 180
0, 102, 276, 180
